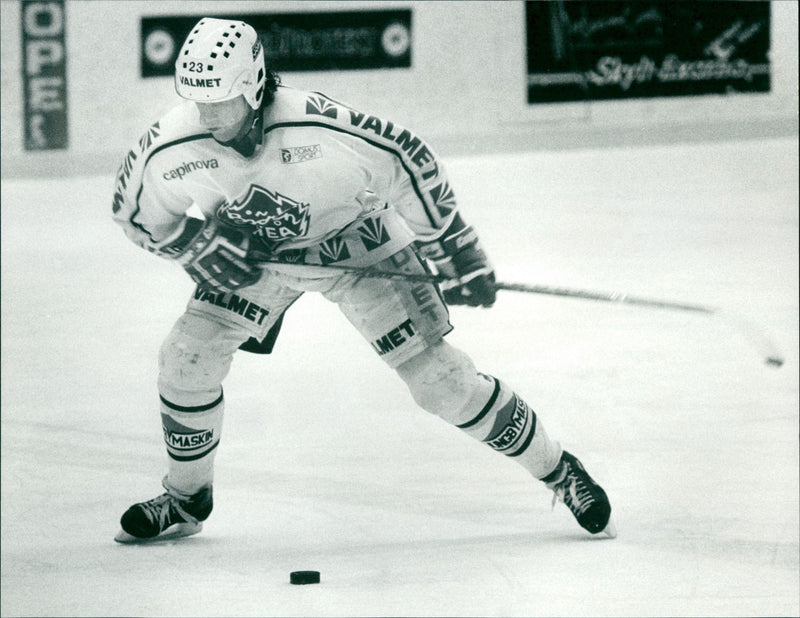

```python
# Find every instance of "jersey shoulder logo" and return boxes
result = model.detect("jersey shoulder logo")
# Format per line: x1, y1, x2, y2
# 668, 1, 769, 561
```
305, 95, 338, 118
429, 180, 456, 216
217, 185, 311, 241
112, 121, 161, 214
138, 122, 161, 151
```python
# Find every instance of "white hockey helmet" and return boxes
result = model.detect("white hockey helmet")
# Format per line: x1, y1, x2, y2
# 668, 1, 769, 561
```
174, 18, 266, 110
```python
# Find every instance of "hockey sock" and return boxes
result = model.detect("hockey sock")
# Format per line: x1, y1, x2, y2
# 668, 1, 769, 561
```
160, 389, 224, 493
457, 376, 562, 479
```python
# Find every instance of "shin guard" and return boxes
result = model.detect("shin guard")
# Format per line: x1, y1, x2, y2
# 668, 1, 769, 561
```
457, 376, 562, 479
160, 390, 224, 493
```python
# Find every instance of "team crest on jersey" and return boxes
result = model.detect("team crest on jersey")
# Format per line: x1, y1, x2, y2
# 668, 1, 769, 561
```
305, 95, 338, 118
217, 185, 311, 241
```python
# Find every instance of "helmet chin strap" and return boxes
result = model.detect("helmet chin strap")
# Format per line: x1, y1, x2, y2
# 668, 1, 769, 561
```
216, 106, 262, 157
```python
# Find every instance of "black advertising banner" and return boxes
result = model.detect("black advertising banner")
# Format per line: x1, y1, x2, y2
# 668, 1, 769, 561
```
21, 0, 67, 150
142, 10, 411, 77
526, 1, 770, 104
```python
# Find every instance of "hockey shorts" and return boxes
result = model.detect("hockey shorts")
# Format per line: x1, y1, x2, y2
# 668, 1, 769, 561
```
184, 246, 453, 368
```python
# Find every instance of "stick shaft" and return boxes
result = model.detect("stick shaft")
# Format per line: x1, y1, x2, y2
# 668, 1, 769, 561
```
259, 259, 716, 314
495, 282, 716, 313
258, 258, 783, 363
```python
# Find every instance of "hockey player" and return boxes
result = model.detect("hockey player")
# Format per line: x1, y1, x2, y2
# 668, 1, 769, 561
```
112, 18, 615, 543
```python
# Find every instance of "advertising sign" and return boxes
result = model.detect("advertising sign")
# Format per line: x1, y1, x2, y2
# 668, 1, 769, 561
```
526, 1, 770, 104
142, 10, 412, 77
21, 0, 67, 150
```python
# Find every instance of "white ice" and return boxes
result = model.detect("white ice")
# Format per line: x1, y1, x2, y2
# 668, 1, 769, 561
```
2, 136, 798, 617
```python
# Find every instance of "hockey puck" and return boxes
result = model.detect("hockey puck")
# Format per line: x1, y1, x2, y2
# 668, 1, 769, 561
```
290, 571, 320, 585
765, 356, 784, 368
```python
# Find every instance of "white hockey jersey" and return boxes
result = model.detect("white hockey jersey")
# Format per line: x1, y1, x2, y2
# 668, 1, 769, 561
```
111, 86, 460, 276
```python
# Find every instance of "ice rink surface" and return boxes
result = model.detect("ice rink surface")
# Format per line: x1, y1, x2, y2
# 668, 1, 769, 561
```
2, 136, 798, 617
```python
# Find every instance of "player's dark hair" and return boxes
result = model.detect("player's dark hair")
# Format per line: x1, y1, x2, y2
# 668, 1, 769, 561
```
261, 69, 281, 108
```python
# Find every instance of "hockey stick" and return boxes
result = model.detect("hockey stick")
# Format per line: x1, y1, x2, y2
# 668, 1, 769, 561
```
260, 258, 715, 313
258, 258, 785, 366
498, 282, 784, 367
493, 282, 716, 313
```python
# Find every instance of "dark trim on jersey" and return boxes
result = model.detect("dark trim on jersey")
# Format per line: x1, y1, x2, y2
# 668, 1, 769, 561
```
160, 389, 223, 413
263, 120, 438, 227
167, 440, 220, 462
301, 90, 441, 225
508, 408, 537, 457
129, 133, 215, 241
456, 376, 500, 429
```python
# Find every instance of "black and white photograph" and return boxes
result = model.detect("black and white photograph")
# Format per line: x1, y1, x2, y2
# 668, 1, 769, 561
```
1, 1, 797, 616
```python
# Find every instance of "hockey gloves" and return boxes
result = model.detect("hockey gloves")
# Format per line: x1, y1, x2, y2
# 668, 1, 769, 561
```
155, 215, 262, 293
422, 214, 496, 308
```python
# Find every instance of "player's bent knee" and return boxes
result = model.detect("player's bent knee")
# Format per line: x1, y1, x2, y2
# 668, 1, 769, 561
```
396, 340, 482, 422
158, 314, 244, 399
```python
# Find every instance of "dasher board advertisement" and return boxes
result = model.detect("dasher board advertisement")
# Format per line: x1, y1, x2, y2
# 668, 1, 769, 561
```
142, 10, 412, 77
526, 1, 770, 104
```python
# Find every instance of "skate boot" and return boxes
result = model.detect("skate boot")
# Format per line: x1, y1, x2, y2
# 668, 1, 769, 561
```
114, 479, 213, 543
542, 451, 616, 538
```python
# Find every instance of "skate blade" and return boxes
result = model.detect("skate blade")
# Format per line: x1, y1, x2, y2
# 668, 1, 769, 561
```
114, 521, 203, 544
600, 516, 617, 539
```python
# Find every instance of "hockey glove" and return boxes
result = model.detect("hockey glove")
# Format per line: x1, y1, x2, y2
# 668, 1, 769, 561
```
155, 215, 262, 293
421, 215, 496, 308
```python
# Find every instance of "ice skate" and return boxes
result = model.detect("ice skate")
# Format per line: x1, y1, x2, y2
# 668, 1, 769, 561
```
114, 480, 213, 544
542, 451, 616, 538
